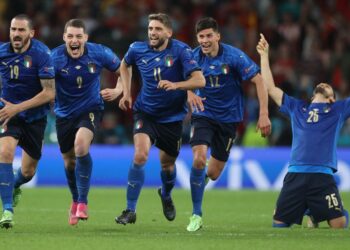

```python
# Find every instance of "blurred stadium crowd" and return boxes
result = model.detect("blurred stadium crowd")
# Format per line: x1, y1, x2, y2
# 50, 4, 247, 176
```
0, 0, 349, 146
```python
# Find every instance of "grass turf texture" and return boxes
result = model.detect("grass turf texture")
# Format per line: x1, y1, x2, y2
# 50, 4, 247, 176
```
1, 188, 350, 250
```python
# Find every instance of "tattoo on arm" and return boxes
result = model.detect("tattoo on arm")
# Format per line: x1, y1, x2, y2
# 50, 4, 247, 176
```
40, 78, 55, 90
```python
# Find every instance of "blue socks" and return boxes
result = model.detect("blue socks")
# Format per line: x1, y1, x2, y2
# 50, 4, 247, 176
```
343, 209, 349, 228
75, 153, 92, 204
160, 167, 176, 199
273, 222, 290, 228
190, 167, 206, 216
0, 163, 14, 212
126, 163, 145, 212
304, 209, 311, 216
14, 167, 33, 188
65, 168, 78, 202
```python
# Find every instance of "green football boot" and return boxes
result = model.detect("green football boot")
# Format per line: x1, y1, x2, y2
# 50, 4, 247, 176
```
0, 210, 14, 229
186, 214, 203, 232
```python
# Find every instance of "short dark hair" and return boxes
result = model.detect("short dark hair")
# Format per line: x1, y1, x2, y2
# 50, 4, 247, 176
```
64, 19, 86, 33
12, 14, 33, 29
148, 13, 172, 30
195, 17, 219, 34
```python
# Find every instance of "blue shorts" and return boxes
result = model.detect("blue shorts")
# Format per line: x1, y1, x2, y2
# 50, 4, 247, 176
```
0, 117, 47, 160
56, 110, 103, 153
189, 116, 237, 162
133, 112, 183, 158
274, 172, 345, 224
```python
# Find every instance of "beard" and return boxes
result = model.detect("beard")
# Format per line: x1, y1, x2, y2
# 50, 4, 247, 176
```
149, 37, 166, 49
314, 85, 332, 99
11, 35, 30, 51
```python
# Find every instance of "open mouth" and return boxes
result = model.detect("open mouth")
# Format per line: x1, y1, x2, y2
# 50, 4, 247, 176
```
12, 37, 22, 46
149, 35, 159, 41
70, 44, 80, 54
201, 43, 211, 49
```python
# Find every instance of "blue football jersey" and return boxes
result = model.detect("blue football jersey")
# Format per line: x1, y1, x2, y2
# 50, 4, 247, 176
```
0, 39, 55, 122
52, 42, 120, 118
280, 94, 350, 172
124, 39, 201, 123
192, 43, 260, 123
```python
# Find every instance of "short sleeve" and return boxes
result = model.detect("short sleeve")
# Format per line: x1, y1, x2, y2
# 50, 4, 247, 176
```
279, 93, 299, 117
101, 45, 121, 72
234, 49, 260, 81
179, 47, 201, 78
341, 98, 350, 120
123, 43, 137, 66
38, 49, 55, 79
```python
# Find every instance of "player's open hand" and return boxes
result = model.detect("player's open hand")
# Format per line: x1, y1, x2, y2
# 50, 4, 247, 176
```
0, 98, 19, 126
256, 34, 269, 57
256, 114, 271, 137
119, 94, 132, 111
157, 80, 177, 91
187, 91, 205, 112
101, 87, 122, 102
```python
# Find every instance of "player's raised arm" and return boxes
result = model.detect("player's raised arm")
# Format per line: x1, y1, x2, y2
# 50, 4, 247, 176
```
257, 34, 284, 107
118, 59, 133, 110
250, 73, 271, 137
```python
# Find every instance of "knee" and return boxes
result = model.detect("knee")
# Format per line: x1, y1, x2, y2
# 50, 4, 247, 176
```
74, 140, 89, 157
193, 154, 206, 169
329, 216, 347, 229
161, 162, 175, 172
0, 147, 15, 162
134, 150, 148, 165
21, 167, 36, 179
207, 171, 219, 181
64, 158, 76, 171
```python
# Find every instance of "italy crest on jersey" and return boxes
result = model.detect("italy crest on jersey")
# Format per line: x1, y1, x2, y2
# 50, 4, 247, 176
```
24, 55, 32, 68
88, 62, 96, 73
323, 106, 331, 113
164, 55, 174, 67
221, 64, 229, 75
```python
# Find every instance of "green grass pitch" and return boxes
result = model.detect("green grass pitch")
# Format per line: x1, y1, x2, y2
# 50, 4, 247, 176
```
1, 188, 350, 250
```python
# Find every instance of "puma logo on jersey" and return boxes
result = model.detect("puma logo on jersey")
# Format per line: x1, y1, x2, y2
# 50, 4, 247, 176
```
192, 181, 202, 187
128, 182, 136, 188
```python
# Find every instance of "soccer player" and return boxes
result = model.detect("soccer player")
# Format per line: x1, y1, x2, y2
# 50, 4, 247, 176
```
51, 19, 121, 226
113, 13, 205, 225
0, 14, 55, 229
185, 17, 271, 232
257, 34, 348, 228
